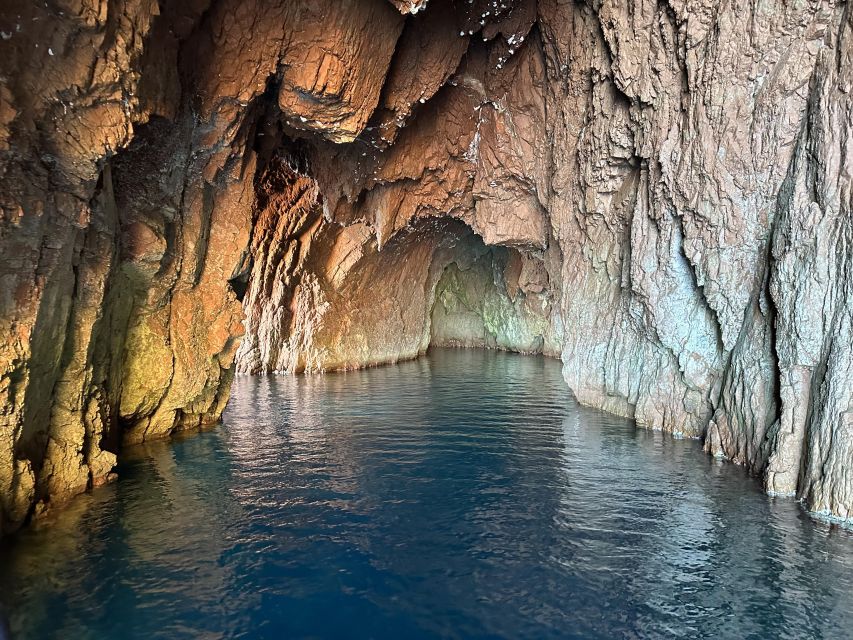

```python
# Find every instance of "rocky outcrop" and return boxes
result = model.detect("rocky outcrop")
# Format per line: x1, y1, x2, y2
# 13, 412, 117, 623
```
734, 7, 853, 514
1, 0, 852, 534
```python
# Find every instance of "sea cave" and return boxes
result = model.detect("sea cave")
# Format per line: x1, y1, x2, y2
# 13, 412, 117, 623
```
1, 0, 853, 637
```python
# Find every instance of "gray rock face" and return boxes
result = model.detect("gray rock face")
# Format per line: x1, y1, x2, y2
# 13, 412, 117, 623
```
1, 0, 852, 534
762, 7, 853, 516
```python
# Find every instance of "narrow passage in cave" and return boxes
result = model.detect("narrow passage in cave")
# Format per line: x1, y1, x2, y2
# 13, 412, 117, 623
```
234, 149, 561, 375
429, 238, 552, 355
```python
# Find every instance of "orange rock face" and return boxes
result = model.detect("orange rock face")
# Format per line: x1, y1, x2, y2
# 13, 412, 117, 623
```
1, 0, 853, 535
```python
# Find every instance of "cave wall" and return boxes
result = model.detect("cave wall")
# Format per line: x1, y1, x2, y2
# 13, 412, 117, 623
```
1, 0, 852, 534
543, 1, 852, 519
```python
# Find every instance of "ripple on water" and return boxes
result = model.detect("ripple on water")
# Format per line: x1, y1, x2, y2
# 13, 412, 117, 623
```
1, 348, 852, 640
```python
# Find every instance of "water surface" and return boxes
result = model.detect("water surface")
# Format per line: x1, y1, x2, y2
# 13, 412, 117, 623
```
1, 349, 852, 639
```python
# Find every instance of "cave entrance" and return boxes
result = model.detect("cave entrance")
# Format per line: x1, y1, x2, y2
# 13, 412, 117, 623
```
428, 228, 552, 356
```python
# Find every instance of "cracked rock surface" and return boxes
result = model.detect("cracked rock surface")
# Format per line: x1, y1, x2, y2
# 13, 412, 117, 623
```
1, 0, 852, 534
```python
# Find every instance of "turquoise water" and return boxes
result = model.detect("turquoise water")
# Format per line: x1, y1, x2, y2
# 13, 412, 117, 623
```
1, 349, 852, 639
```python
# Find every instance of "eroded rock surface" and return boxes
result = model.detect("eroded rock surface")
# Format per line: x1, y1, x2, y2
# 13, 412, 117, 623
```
1, 0, 852, 534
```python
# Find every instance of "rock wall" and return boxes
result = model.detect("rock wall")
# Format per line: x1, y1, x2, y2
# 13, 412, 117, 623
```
543, 1, 852, 521
1, 0, 852, 534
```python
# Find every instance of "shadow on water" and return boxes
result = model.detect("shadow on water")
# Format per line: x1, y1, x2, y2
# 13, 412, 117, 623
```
1, 349, 852, 639
0, 611, 9, 640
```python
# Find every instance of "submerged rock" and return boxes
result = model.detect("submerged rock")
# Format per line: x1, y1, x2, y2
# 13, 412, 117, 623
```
0, 0, 851, 533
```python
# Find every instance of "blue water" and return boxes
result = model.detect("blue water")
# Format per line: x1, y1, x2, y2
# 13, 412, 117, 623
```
2, 349, 852, 639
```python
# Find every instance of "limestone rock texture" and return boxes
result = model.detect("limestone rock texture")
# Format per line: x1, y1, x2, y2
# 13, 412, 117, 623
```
1, 0, 852, 534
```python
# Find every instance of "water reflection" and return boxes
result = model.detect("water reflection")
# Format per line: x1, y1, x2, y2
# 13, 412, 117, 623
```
1, 349, 852, 639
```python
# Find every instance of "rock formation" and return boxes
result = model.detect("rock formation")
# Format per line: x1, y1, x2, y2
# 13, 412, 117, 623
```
0, 0, 851, 535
